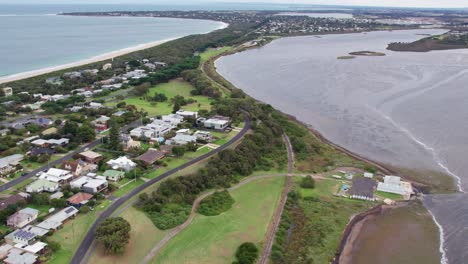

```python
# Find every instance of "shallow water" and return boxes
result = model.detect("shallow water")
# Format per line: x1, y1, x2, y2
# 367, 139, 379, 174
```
216, 29, 468, 263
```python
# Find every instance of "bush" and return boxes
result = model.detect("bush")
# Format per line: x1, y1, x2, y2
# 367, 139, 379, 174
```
95, 217, 131, 254
147, 203, 191, 230
198, 190, 234, 216
47, 241, 61, 252
300, 176, 315, 189
79, 206, 90, 214
233, 242, 259, 264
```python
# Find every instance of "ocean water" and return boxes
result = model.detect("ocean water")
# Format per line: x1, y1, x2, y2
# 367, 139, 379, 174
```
0, 5, 224, 78
216, 29, 468, 263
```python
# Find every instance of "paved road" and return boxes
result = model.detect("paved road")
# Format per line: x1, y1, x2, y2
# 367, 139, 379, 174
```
0, 118, 143, 193
70, 114, 251, 264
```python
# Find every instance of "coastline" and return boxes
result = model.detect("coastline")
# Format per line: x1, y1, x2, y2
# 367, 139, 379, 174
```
209, 39, 451, 264
0, 20, 228, 85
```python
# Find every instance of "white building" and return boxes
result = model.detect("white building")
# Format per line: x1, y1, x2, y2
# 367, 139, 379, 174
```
0, 154, 24, 175
7, 208, 39, 229
130, 119, 176, 139
161, 114, 184, 126
168, 134, 197, 145
70, 176, 108, 194
38, 168, 73, 184
203, 115, 231, 130
176, 110, 198, 119
106, 156, 136, 171
363, 172, 374, 178
102, 63, 112, 71
36, 206, 78, 230
2, 87, 13, 97
377, 176, 413, 199
194, 131, 213, 142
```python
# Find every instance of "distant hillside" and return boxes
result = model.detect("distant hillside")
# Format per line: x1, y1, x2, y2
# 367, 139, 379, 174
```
387, 32, 468, 52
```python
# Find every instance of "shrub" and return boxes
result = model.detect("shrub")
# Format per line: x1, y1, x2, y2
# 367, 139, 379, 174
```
300, 176, 315, 189
233, 242, 259, 264
198, 190, 234, 216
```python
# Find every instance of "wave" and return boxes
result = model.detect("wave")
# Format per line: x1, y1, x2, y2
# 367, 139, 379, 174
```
425, 199, 449, 264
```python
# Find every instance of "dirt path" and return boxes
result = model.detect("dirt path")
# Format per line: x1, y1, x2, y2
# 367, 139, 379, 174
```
258, 134, 294, 264
141, 134, 294, 264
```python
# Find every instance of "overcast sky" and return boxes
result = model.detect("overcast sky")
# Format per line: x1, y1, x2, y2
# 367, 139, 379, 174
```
1, 0, 467, 8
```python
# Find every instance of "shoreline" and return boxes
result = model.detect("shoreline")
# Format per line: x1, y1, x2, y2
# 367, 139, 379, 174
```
0, 20, 228, 85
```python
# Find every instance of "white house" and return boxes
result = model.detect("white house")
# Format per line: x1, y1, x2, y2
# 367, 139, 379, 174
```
26, 179, 59, 193
7, 208, 39, 228
176, 110, 198, 119
38, 168, 74, 184
160, 114, 184, 126
106, 156, 136, 171
168, 134, 197, 145
203, 115, 231, 130
2, 87, 13, 97
194, 131, 213, 142
0, 154, 24, 175
70, 176, 108, 194
363, 172, 374, 178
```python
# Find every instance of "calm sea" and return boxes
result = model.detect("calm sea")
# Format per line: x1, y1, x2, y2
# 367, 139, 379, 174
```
0, 4, 225, 77
216, 29, 468, 264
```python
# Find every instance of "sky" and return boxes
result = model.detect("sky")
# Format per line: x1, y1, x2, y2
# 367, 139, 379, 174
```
0, 0, 467, 8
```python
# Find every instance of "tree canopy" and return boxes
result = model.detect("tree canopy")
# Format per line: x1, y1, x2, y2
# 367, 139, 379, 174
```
95, 217, 131, 254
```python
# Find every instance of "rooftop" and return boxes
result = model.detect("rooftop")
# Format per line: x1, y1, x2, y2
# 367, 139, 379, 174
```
349, 177, 377, 198
79, 150, 103, 160
137, 149, 165, 165
67, 192, 93, 205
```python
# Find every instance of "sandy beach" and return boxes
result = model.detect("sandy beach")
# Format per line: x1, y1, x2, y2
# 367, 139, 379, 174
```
0, 21, 228, 85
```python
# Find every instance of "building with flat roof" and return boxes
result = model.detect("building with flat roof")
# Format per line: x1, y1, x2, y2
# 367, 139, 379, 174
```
70, 176, 108, 194
79, 150, 103, 164
203, 115, 231, 130
4, 229, 37, 246
7, 208, 39, 229
176, 110, 198, 119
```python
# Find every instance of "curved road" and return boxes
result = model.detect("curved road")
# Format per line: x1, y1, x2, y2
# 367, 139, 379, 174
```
70, 114, 251, 264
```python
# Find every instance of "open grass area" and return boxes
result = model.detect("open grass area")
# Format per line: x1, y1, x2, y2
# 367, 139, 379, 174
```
27, 204, 53, 217
199, 47, 233, 64
111, 79, 212, 116
113, 179, 145, 197
88, 206, 169, 264
154, 176, 285, 264
48, 200, 112, 264
375, 191, 404, 200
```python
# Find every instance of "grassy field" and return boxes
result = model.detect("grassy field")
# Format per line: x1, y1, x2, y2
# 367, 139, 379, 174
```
153, 176, 285, 264
199, 47, 232, 64
47, 200, 112, 264
375, 191, 404, 200
112, 79, 212, 116
88, 206, 169, 264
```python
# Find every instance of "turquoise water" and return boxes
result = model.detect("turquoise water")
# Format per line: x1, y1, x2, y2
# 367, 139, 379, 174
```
0, 8, 223, 77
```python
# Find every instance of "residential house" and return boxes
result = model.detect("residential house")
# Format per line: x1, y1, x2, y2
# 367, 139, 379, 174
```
113, 110, 127, 117
130, 120, 174, 139
36, 206, 78, 230
121, 134, 141, 151
136, 149, 165, 166
161, 114, 184, 126
348, 177, 377, 201
103, 170, 125, 182
1, 87, 13, 97
4, 248, 37, 264
159, 145, 174, 155
61, 160, 83, 176
3, 248, 37, 264
106, 156, 136, 171
26, 179, 59, 193
48, 192, 64, 200
167, 133, 197, 145
31, 138, 69, 148
176, 110, 198, 119
15, 241, 47, 255
203, 115, 231, 130
7, 208, 39, 229
38, 168, 73, 184
194, 131, 213, 142
0, 194, 27, 211
92, 115, 110, 132
0, 154, 24, 176
87, 102, 104, 109
79, 150, 103, 164
4, 229, 37, 245
0, 244, 13, 260
363, 172, 374, 178
144, 62, 156, 71
123, 69, 147, 79
22, 225, 49, 237
70, 176, 108, 194
102, 63, 112, 71
67, 192, 93, 208
45, 77, 63, 85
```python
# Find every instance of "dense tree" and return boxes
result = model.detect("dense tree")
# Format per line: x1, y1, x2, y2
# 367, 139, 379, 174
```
300, 176, 315, 189
95, 217, 131, 254
233, 242, 259, 264
108, 121, 121, 151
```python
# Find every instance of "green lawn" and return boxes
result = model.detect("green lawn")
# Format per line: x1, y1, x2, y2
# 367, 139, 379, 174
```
112, 80, 212, 116
48, 200, 112, 264
199, 47, 233, 64
27, 204, 53, 217
88, 206, 169, 264
154, 176, 285, 264
375, 191, 404, 200
113, 179, 146, 197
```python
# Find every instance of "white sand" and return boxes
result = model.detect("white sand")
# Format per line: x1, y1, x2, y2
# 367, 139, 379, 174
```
0, 21, 229, 85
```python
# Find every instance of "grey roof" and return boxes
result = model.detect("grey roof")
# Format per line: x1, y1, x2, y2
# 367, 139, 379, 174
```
349, 177, 377, 198
10, 229, 37, 241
